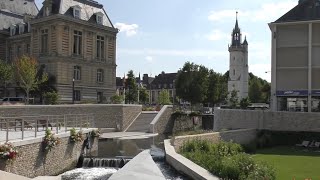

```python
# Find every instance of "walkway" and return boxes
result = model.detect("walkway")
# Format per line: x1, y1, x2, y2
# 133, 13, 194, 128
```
126, 112, 158, 133
100, 132, 158, 140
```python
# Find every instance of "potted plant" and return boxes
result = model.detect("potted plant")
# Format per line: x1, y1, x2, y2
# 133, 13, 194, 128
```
70, 128, 84, 143
0, 142, 18, 161
43, 129, 61, 151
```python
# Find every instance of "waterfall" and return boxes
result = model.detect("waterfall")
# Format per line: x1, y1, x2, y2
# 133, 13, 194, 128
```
82, 158, 130, 168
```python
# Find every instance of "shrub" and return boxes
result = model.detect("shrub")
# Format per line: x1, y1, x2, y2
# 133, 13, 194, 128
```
180, 140, 275, 180
43, 91, 59, 105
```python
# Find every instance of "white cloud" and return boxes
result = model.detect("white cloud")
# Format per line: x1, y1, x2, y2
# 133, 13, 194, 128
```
206, 29, 229, 41
208, 1, 297, 22
114, 23, 139, 37
145, 56, 154, 63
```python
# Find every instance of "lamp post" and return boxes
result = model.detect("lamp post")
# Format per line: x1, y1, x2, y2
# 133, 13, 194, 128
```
72, 78, 75, 104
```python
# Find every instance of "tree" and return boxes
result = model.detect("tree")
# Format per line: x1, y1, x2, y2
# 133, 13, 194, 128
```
206, 70, 228, 106
249, 78, 262, 103
175, 62, 209, 110
110, 94, 124, 104
229, 89, 239, 108
0, 60, 14, 97
158, 89, 171, 105
15, 56, 48, 104
125, 70, 138, 104
240, 97, 250, 109
139, 87, 149, 104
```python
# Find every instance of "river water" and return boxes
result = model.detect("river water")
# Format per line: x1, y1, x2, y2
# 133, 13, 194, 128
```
61, 135, 189, 180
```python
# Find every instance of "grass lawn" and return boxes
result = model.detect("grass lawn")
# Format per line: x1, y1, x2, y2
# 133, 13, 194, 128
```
253, 146, 320, 180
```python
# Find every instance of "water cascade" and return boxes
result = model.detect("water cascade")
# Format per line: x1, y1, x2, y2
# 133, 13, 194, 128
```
82, 157, 131, 168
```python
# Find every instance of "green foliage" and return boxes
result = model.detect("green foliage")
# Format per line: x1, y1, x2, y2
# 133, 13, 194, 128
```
139, 87, 149, 104
158, 89, 172, 105
229, 89, 239, 108
125, 70, 138, 104
0, 60, 14, 97
175, 62, 209, 108
110, 94, 124, 104
15, 56, 48, 104
180, 140, 275, 180
240, 97, 251, 109
248, 73, 270, 103
206, 70, 228, 106
43, 91, 59, 105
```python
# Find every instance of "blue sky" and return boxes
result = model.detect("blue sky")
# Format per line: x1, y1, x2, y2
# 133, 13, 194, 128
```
35, 0, 298, 82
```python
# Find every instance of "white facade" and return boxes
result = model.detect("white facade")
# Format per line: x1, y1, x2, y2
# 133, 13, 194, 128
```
228, 17, 249, 100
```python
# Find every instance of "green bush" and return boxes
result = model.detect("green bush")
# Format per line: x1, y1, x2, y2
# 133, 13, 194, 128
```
180, 140, 275, 180
43, 91, 59, 105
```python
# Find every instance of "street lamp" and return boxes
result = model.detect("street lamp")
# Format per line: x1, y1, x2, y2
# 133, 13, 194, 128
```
72, 78, 75, 104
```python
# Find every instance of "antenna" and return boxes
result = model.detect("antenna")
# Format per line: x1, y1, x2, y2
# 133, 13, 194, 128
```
236, 11, 238, 20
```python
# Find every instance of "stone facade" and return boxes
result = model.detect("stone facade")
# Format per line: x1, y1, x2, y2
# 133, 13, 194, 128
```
214, 108, 320, 132
0, 0, 118, 103
0, 104, 142, 131
228, 14, 249, 100
0, 132, 98, 178
171, 129, 257, 151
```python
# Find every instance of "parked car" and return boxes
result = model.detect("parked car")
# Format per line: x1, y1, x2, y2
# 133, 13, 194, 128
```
0, 97, 25, 105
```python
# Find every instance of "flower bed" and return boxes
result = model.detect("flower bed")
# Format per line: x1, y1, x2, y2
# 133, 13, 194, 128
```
180, 140, 275, 180
70, 128, 84, 143
0, 143, 18, 160
43, 129, 61, 151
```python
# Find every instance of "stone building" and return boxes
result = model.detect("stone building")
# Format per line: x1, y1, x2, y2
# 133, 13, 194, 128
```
147, 72, 177, 105
0, 0, 118, 103
228, 14, 249, 100
116, 72, 177, 105
269, 0, 320, 112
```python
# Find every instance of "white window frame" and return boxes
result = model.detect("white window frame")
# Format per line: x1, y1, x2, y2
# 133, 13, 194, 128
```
73, 6, 81, 19
19, 24, 24, 34
10, 25, 16, 36
95, 12, 104, 25
97, 69, 104, 82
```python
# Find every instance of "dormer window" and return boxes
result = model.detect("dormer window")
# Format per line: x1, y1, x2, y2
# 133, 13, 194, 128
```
72, 5, 81, 19
10, 25, 16, 36
95, 12, 104, 25
19, 24, 25, 34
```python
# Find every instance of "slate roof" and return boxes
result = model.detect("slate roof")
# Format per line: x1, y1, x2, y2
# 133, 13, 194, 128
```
275, 0, 320, 23
0, 0, 38, 30
37, 0, 114, 28
150, 73, 177, 89
0, 0, 38, 16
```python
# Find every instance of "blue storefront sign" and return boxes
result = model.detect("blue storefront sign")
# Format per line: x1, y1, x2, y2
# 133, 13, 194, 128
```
312, 90, 320, 96
276, 90, 308, 96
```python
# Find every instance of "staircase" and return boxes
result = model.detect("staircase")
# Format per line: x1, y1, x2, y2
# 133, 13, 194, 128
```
126, 112, 158, 133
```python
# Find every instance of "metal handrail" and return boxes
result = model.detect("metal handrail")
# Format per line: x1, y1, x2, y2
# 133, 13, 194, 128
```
0, 114, 95, 142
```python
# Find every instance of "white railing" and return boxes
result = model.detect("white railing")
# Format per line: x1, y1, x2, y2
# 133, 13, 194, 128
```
0, 114, 94, 142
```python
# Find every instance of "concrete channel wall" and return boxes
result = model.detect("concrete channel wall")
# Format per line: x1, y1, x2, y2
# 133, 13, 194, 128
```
172, 129, 257, 151
0, 130, 98, 178
214, 108, 320, 132
0, 104, 142, 131
149, 105, 173, 134
164, 140, 219, 180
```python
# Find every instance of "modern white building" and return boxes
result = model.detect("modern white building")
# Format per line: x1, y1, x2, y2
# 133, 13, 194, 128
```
228, 14, 249, 100
269, 0, 320, 112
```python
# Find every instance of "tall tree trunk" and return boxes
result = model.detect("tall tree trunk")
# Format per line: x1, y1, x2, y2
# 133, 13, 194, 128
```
26, 89, 29, 105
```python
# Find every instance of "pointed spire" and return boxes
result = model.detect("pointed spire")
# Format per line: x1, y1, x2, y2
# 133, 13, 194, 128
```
234, 11, 240, 32
243, 36, 248, 45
